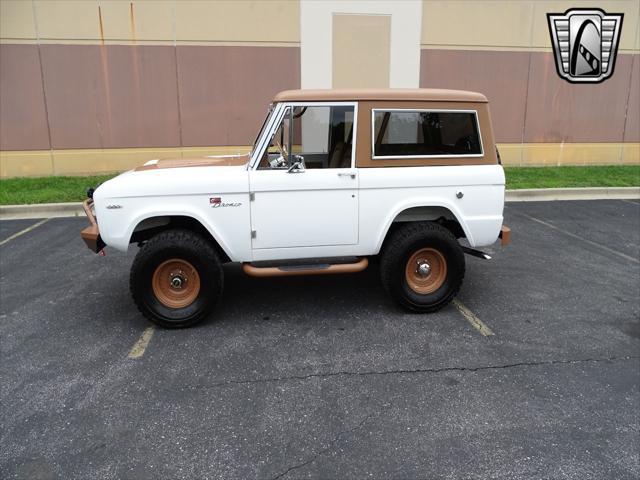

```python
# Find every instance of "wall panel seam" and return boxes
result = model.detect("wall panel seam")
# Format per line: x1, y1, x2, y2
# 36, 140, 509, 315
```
173, 45, 183, 148
420, 44, 639, 54
31, 0, 54, 170
520, 3, 535, 167
12, 39, 302, 46
620, 53, 637, 159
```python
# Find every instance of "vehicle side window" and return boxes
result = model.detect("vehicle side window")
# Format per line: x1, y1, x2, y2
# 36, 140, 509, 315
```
372, 110, 482, 158
258, 107, 291, 170
259, 105, 355, 170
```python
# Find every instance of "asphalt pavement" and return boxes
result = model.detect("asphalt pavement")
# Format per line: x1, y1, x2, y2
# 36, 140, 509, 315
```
1, 200, 639, 479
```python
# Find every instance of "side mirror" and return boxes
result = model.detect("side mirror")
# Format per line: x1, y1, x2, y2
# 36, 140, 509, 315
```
287, 156, 305, 173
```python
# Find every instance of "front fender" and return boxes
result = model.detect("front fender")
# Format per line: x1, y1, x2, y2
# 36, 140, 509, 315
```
127, 209, 234, 258
97, 197, 250, 261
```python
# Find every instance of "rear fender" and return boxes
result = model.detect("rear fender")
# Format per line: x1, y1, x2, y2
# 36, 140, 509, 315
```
375, 199, 473, 253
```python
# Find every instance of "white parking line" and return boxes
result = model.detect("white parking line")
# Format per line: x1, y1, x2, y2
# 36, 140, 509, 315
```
0, 218, 50, 246
521, 213, 639, 264
452, 299, 495, 336
128, 326, 155, 359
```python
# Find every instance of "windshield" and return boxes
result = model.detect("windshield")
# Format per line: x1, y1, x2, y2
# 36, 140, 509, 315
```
251, 103, 275, 157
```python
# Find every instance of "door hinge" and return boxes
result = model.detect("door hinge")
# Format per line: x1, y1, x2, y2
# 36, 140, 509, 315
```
249, 192, 255, 201
251, 230, 257, 239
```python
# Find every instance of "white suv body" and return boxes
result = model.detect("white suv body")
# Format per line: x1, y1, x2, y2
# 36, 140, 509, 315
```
81, 89, 509, 328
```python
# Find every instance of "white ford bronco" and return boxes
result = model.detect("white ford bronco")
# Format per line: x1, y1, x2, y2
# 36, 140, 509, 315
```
81, 89, 510, 328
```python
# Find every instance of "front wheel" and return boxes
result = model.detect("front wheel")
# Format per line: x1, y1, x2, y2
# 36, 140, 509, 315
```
130, 229, 223, 328
380, 222, 465, 312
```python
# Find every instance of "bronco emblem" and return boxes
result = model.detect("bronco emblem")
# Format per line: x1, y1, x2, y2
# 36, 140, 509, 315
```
210, 197, 241, 208
547, 8, 623, 84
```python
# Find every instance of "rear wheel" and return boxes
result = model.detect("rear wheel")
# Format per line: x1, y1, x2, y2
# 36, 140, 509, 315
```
380, 222, 465, 312
130, 229, 223, 328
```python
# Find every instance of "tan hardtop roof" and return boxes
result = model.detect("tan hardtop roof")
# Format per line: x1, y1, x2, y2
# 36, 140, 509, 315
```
273, 88, 488, 103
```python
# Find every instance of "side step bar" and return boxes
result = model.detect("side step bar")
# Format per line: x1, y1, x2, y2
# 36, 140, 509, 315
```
461, 246, 492, 260
461, 224, 511, 260
243, 257, 369, 278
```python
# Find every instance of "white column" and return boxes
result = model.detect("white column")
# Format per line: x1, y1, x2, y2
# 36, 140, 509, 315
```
300, 0, 422, 89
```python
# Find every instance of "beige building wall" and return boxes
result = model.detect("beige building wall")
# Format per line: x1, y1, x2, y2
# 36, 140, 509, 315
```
1, 0, 639, 176
0, 0, 301, 177
332, 14, 391, 88
421, 0, 639, 52
1, 0, 300, 44
420, 0, 640, 166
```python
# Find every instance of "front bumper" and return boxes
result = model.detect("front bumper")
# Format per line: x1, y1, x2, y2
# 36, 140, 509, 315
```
80, 199, 105, 253
499, 224, 511, 246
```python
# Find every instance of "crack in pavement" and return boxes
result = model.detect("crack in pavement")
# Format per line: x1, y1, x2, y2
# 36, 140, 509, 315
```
188, 355, 639, 391
270, 411, 379, 480
262, 355, 638, 478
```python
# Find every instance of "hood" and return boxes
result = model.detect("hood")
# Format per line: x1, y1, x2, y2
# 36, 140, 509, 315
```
135, 153, 250, 171
94, 152, 249, 200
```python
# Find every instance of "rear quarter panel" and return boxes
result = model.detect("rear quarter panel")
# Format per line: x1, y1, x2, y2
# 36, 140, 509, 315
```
359, 164, 505, 251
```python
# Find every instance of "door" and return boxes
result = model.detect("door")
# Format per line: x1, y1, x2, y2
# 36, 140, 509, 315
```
249, 103, 358, 250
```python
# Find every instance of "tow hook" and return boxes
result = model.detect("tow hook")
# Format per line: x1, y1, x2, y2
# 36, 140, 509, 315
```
461, 246, 491, 260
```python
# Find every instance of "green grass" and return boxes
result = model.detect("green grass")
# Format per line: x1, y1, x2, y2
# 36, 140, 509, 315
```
0, 166, 638, 205
0, 174, 116, 205
504, 165, 640, 190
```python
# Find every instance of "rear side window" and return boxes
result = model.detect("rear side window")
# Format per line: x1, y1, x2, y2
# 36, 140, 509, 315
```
372, 109, 483, 158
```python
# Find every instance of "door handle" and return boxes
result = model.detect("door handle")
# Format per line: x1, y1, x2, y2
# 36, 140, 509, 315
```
337, 172, 356, 179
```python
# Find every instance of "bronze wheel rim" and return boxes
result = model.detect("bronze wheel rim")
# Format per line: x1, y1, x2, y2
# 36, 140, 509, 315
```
151, 258, 201, 309
405, 248, 447, 295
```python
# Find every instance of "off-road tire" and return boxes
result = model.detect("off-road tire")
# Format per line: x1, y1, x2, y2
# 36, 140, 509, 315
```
130, 229, 223, 328
380, 222, 465, 312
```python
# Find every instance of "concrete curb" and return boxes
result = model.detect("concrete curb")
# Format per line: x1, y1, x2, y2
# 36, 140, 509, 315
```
0, 202, 85, 220
0, 187, 638, 220
505, 186, 640, 202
